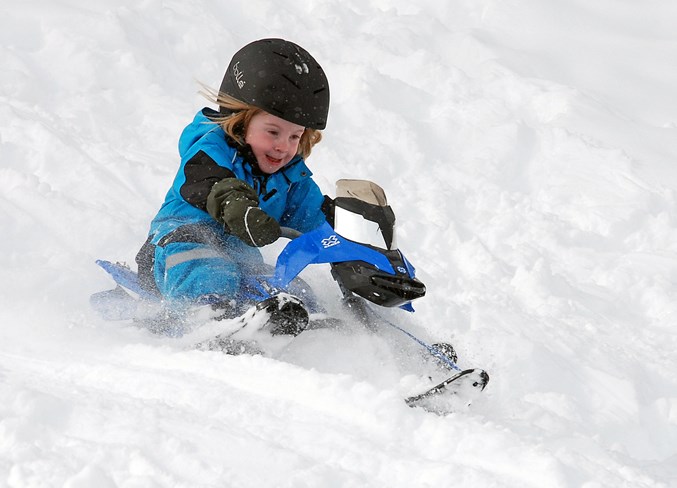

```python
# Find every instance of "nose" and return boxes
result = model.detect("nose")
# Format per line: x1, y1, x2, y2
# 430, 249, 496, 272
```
274, 138, 290, 153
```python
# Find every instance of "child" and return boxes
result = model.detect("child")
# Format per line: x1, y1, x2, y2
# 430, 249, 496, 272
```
135, 38, 331, 331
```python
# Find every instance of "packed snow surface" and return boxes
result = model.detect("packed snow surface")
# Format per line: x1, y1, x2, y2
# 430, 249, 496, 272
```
2, 1, 677, 487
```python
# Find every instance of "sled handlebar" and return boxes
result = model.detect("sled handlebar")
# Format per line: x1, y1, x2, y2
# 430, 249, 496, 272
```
280, 227, 302, 240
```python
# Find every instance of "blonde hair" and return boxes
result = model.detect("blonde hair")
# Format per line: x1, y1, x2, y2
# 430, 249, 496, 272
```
199, 84, 322, 160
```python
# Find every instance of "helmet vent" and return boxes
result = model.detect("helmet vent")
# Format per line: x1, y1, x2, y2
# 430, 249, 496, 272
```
282, 74, 301, 89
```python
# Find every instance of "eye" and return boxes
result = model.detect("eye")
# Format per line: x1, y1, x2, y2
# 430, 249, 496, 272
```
268, 130, 279, 136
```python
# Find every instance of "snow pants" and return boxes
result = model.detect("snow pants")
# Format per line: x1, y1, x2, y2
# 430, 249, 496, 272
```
136, 222, 267, 305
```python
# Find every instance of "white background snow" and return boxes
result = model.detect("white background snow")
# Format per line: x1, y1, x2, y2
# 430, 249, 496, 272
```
2, 1, 677, 486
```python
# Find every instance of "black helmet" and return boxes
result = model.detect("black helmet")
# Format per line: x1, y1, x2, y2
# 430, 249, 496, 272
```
219, 38, 330, 130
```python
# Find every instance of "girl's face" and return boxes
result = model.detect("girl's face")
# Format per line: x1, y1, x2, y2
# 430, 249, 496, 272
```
245, 112, 305, 174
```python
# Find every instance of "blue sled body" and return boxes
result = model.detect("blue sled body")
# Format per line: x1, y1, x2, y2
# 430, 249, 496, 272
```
92, 222, 422, 321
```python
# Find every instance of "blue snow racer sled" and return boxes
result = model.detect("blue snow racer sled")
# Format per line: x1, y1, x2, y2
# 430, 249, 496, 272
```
92, 179, 425, 322
91, 179, 488, 412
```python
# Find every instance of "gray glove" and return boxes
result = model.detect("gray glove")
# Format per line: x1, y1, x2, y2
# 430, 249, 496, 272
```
206, 178, 281, 247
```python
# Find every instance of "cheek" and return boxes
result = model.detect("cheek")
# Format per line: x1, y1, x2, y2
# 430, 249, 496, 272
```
291, 139, 301, 153
245, 132, 265, 150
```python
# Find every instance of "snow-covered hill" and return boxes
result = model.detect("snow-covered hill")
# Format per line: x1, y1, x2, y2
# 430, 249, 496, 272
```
2, 1, 677, 486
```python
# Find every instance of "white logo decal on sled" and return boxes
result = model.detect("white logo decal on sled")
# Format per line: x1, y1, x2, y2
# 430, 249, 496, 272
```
321, 235, 340, 248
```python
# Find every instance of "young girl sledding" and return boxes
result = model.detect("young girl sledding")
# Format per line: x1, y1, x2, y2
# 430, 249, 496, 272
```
135, 38, 331, 336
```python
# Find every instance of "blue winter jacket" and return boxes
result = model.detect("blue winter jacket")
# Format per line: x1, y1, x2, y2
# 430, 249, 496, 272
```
149, 108, 326, 245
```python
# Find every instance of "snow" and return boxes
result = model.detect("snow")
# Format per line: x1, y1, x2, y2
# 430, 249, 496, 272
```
2, 0, 677, 486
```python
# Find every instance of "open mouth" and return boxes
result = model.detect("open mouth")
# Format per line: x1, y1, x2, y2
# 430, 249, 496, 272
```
266, 155, 283, 165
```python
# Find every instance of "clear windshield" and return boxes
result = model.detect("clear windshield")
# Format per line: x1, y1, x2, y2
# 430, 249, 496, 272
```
333, 205, 397, 250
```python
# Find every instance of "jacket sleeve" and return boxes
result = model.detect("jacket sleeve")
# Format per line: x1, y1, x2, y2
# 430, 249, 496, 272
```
179, 150, 235, 211
280, 178, 327, 233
